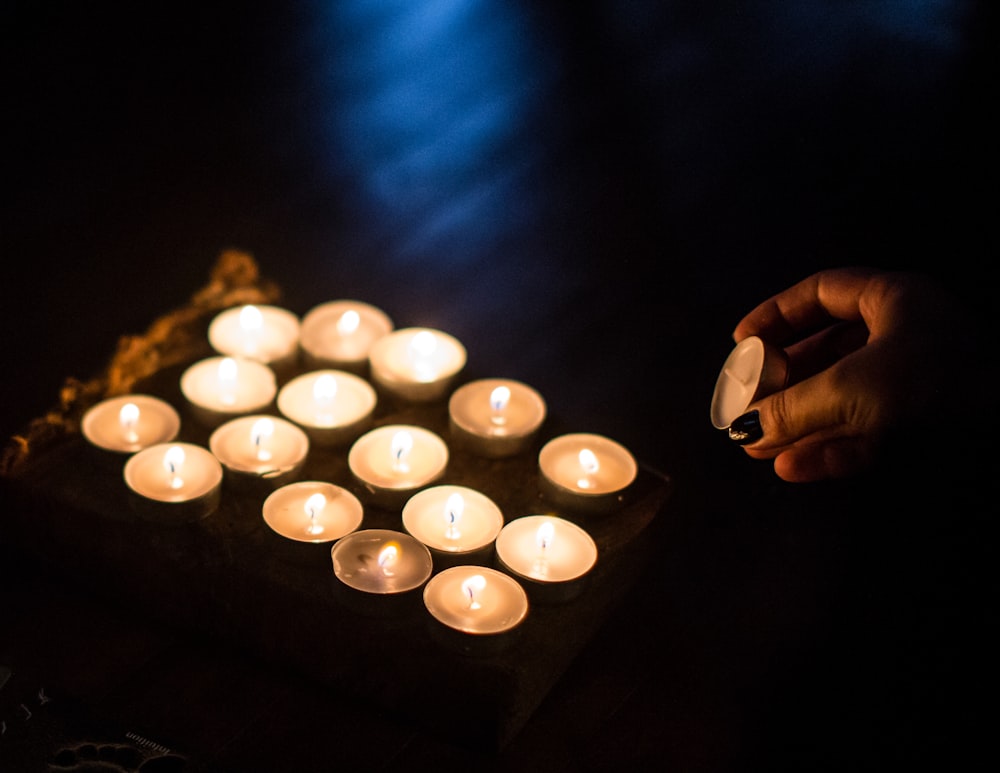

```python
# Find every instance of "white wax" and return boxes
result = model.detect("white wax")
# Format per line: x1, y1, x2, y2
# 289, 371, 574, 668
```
209, 414, 309, 477
448, 378, 546, 457
495, 515, 598, 583
538, 433, 637, 496
81, 394, 180, 453
710, 335, 788, 429
368, 327, 467, 401
180, 356, 277, 416
331, 529, 433, 594
299, 300, 393, 366
124, 442, 223, 503
208, 304, 301, 364
262, 481, 363, 543
423, 566, 529, 635
348, 424, 449, 494
402, 485, 504, 554
277, 369, 377, 430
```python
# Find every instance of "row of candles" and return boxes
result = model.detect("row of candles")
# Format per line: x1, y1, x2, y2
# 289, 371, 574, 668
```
80, 301, 638, 639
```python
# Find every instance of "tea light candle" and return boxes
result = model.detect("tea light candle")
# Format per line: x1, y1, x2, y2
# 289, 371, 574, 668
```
299, 300, 393, 371
448, 378, 547, 457
81, 394, 181, 454
348, 424, 449, 508
209, 415, 309, 485
710, 335, 789, 430
402, 485, 504, 558
208, 304, 301, 367
180, 356, 277, 425
123, 442, 223, 522
262, 481, 363, 543
423, 566, 528, 636
538, 433, 638, 514
331, 528, 433, 594
495, 514, 597, 588
276, 369, 377, 446
368, 327, 467, 402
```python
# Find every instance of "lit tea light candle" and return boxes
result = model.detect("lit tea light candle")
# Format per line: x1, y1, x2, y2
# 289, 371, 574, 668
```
448, 378, 547, 457
495, 515, 597, 596
423, 566, 529, 636
123, 441, 223, 522
331, 528, 433, 594
348, 424, 449, 508
299, 299, 394, 372
538, 433, 638, 514
402, 485, 504, 559
276, 369, 377, 446
81, 394, 181, 454
368, 327, 467, 402
710, 335, 789, 430
209, 414, 309, 486
208, 303, 301, 367
262, 481, 363, 543
180, 355, 277, 425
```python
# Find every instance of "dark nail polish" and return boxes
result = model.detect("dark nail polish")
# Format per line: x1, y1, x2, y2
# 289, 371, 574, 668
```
728, 410, 762, 445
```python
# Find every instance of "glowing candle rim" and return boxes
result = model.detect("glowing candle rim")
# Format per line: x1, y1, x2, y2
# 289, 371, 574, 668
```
369, 327, 467, 387
423, 566, 529, 635
448, 378, 547, 439
348, 424, 449, 491
81, 394, 181, 453
538, 433, 637, 496
124, 442, 223, 503
401, 484, 505, 553
276, 369, 378, 429
180, 356, 278, 414
262, 481, 363, 543
495, 515, 598, 584
207, 304, 301, 363
208, 414, 310, 475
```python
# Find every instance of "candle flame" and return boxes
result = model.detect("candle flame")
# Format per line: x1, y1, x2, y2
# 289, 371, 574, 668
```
119, 402, 140, 444
163, 445, 186, 490
443, 492, 464, 540
304, 492, 326, 535
577, 448, 600, 489
391, 430, 413, 473
251, 417, 275, 462
536, 519, 555, 552
378, 541, 400, 575
462, 573, 487, 611
239, 305, 263, 355
408, 330, 439, 381
337, 309, 360, 336
489, 385, 511, 426
313, 373, 338, 403
218, 357, 238, 405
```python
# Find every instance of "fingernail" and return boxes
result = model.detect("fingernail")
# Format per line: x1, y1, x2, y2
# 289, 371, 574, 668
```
728, 410, 762, 445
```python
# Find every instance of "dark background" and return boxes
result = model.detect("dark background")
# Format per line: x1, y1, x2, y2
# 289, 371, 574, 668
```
2, 2, 996, 771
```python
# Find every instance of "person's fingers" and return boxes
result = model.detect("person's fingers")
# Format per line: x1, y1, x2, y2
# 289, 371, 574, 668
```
732, 266, 882, 344
784, 320, 869, 382
771, 434, 878, 482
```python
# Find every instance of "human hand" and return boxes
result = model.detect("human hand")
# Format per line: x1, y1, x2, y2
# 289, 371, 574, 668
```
726, 266, 972, 482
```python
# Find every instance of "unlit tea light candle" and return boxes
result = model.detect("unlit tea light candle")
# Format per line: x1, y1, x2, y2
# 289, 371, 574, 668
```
348, 424, 449, 506
538, 433, 637, 513
331, 528, 433, 594
402, 485, 504, 555
299, 300, 393, 370
424, 566, 529, 635
209, 414, 309, 483
208, 304, 301, 366
81, 394, 180, 453
710, 335, 789, 430
180, 356, 277, 422
368, 327, 467, 402
277, 369, 377, 445
124, 442, 223, 520
262, 481, 363, 543
495, 515, 598, 584
448, 378, 546, 457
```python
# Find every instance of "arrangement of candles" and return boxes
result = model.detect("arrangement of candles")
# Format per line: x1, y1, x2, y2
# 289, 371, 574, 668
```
79, 298, 643, 637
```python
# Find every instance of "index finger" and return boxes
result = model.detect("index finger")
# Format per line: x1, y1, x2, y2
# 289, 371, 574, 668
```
733, 266, 883, 344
